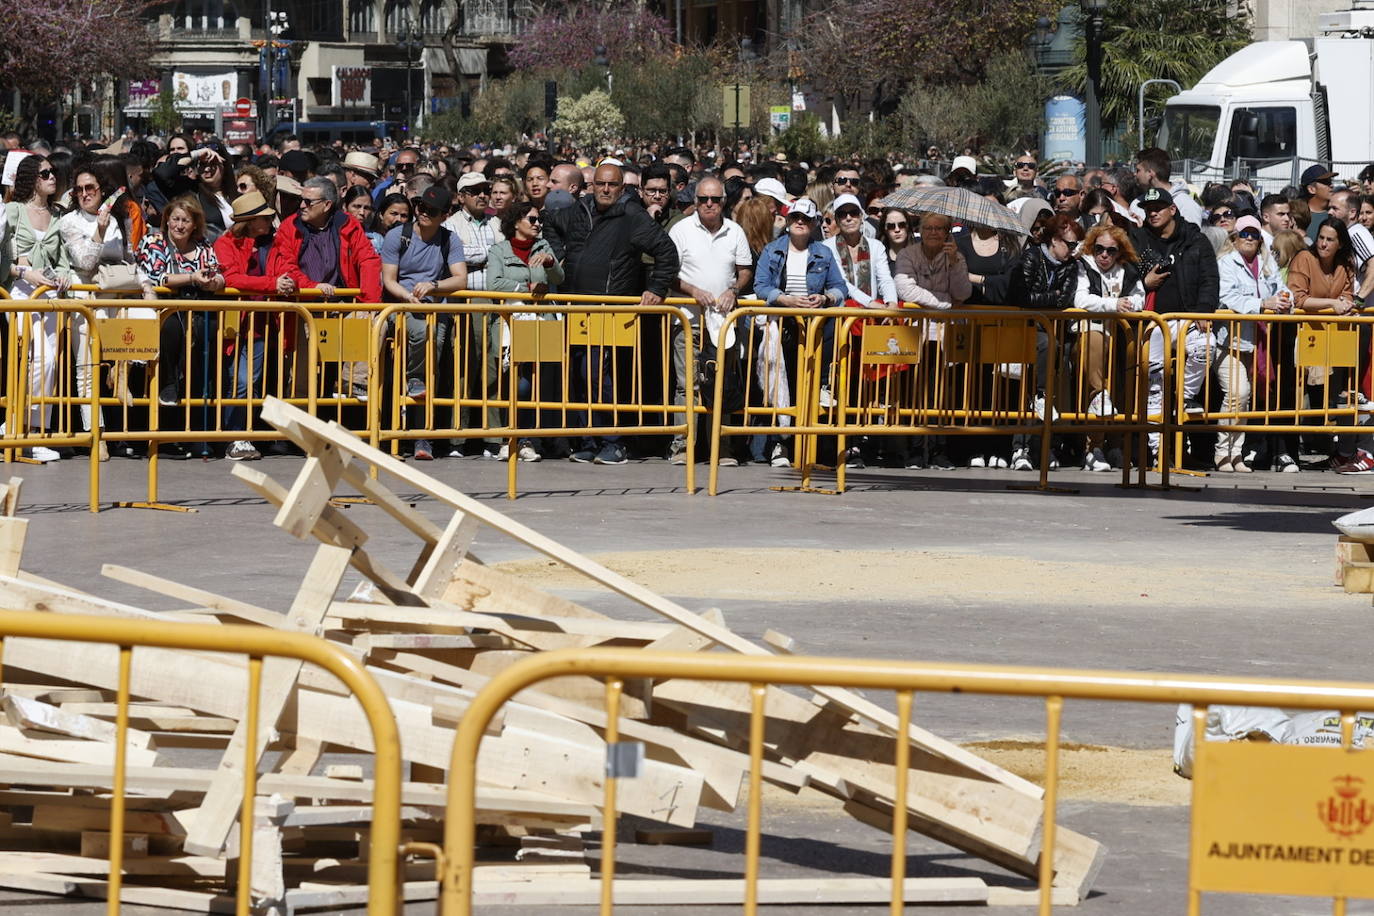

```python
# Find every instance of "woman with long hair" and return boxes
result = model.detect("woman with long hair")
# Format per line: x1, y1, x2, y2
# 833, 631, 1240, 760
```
5, 155, 74, 460
343, 185, 383, 253
879, 208, 914, 279
192, 148, 236, 241
1073, 223, 1143, 471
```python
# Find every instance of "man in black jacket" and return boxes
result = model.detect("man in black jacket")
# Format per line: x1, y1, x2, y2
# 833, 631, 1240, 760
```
543, 162, 679, 465
1131, 187, 1221, 456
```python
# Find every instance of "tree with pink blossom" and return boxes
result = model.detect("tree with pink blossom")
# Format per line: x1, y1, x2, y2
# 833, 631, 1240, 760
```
509, 2, 674, 73
0, 0, 157, 130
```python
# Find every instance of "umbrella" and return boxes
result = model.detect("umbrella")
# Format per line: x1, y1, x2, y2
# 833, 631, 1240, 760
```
877, 186, 1027, 235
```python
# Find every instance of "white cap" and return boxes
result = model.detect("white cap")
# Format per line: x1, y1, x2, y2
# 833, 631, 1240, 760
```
829, 193, 863, 214
950, 155, 978, 176
753, 177, 788, 206
787, 197, 819, 221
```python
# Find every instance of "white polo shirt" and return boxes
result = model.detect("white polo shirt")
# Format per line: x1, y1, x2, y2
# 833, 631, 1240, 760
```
669, 213, 752, 317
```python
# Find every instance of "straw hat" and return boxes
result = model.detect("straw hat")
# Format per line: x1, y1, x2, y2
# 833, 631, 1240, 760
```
230, 191, 275, 222
343, 151, 380, 177
275, 174, 303, 196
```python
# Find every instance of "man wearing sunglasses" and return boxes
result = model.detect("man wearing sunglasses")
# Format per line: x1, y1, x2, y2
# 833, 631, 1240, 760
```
667, 176, 753, 464
542, 162, 679, 466
1052, 175, 1086, 228
1008, 153, 1047, 201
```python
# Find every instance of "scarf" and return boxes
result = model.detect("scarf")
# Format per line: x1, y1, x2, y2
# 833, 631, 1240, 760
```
835, 234, 872, 297
510, 236, 535, 265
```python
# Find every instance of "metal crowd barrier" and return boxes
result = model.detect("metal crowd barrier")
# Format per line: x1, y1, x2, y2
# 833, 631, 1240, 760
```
370, 293, 699, 498
1166, 312, 1374, 475
441, 647, 1374, 916
0, 609, 402, 916
707, 306, 1171, 495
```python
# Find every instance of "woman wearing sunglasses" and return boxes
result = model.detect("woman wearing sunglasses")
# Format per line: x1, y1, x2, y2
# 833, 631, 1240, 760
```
1073, 224, 1143, 471
879, 207, 914, 278
488, 201, 564, 463
1215, 215, 1290, 473
4, 155, 74, 461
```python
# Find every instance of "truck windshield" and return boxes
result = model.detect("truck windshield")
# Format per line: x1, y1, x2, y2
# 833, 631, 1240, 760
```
1159, 106, 1220, 163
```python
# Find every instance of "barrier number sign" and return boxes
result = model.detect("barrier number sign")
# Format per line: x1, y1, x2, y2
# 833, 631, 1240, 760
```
1298, 323, 1359, 368
97, 318, 159, 361
860, 324, 923, 364
510, 319, 566, 363
568, 312, 638, 348
977, 322, 1037, 365
317, 318, 370, 362
1192, 739, 1374, 898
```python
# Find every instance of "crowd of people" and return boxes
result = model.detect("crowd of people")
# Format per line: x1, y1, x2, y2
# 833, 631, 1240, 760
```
1, 127, 1373, 473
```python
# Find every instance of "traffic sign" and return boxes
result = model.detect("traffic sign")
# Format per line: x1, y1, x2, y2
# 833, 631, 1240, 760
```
234, 97, 252, 117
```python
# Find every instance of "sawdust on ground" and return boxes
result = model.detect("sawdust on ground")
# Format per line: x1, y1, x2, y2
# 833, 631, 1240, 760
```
962, 740, 1188, 806
494, 547, 1313, 607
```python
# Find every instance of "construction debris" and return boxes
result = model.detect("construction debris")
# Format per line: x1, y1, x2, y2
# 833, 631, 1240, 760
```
0, 398, 1105, 912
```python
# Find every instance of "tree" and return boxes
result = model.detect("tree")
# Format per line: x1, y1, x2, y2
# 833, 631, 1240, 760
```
147, 88, 183, 136
510, 2, 673, 73
796, 0, 1060, 119
1060, 0, 1249, 135
554, 90, 626, 150
897, 51, 1052, 157
0, 0, 156, 114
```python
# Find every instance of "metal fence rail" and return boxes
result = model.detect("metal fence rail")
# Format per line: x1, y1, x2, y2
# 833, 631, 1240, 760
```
442, 647, 1374, 916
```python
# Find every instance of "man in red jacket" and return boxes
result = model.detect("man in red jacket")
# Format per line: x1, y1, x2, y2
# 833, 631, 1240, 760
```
269, 177, 382, 399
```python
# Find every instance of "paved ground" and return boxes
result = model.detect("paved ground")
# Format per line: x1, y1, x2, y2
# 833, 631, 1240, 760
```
3, 451, 1374, 913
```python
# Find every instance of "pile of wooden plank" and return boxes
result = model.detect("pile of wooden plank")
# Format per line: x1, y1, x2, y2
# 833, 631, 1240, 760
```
0, 398, 1105, 912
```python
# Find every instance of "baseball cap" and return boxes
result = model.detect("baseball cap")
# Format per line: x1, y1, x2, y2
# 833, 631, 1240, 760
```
1300, 164, 1336, 186
455, 171, 491, 192
830, 193, 864, 215
949, 155, 978, 176
1234, 215, 1263, 235
419, 185, 453, 214
788, 198, 819, 221
1139, 187, 1173, 210
753, 177, 788, 206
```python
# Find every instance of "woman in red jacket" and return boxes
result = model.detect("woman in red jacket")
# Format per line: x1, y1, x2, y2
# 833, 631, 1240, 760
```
213, 192, 297, 460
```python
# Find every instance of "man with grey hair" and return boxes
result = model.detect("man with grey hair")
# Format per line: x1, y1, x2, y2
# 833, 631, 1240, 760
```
269, 175, 382, 397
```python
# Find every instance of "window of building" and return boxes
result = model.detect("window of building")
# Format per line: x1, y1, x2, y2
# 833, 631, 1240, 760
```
349, 0, 376, 33
385, 0, 413, 35
420, 0, 446, 33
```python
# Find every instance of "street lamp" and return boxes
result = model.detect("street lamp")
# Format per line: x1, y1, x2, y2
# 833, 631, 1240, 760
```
593, 45, 612, 94
396, 17, 424, 136
1081, 0, 1108, 167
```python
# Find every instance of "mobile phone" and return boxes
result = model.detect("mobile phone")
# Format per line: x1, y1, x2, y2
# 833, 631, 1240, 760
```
100, 187, 125, 212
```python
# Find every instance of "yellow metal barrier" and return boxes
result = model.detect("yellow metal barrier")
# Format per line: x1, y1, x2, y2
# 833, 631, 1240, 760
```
708, 306, 1172, 494
0, 609, 401, 916
442, 647, 1374, 916
370, 294, 699, 498
1165, 311, 1374, 474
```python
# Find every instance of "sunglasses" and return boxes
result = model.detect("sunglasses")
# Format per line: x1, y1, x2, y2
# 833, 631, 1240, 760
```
298, 197, 324, 209
885, 221, 909, 231
696, 195, 724, 204
523, 214, 542, 225
395, 162, 417, 172
1092, 244, 1120, 256
37, 169, 54, 179
1015, 161, 1036, 169
463, 186, 491, 195
867, 206, 882, 215
1237, 230, 1262, 240
1052, 188, 1081, 198
836, 208, 862, 219
1210, 210, 1235, 222
834, 176, 860, 186
75, 183, 100, 194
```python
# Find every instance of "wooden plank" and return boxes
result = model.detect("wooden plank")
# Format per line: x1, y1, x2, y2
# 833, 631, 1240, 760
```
0, 517, 29, 577
327, 601, 675, 642
32, 804, 188, 837
274, 440, 350, 539
443, 559, 607, 622
1344, 561, 1374, 594
2, 476, 23, 517
466, 876, 990, 906
183, 544, 351, 856
411, 511, 481, 600
80, 830, 148, 858
255, 397, 1038, 797
0, 850, 223, 877
0, 724, 161, 768
100, 564, 284, 628
3, 694, 157, 750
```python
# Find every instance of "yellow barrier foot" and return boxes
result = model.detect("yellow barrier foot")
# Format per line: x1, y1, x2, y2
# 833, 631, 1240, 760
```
770, 486, 841, 495
110, 501, 198, 513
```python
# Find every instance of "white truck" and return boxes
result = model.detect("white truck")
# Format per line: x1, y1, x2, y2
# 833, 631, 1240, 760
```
1159, 1, 1374, 192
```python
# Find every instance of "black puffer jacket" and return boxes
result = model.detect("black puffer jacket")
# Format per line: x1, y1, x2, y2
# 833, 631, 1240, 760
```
1008, 244, 1079, 310
542, 192, 679, 297
1127, 218, 1219, 313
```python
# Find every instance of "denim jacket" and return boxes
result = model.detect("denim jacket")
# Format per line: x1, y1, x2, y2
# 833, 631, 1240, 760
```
753, 235, 847, 307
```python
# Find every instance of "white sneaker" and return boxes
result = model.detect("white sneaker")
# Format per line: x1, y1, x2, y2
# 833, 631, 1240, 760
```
818, 386, 835, 408
1011, 448, 1033, 471
1088, 392, 1115, 418
495, 444, 510, 462
1049, 453, 1060, 470
30, 446, 60, 463
1083, 447, 1111, 472
517, 444, 541, 462
226, 440, 261, 461
843, 448, 865, 469
770, 443, 791, 468
968, 455, 987, 468
1031, 394, 1059, 422
989, 455, 1009, 469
